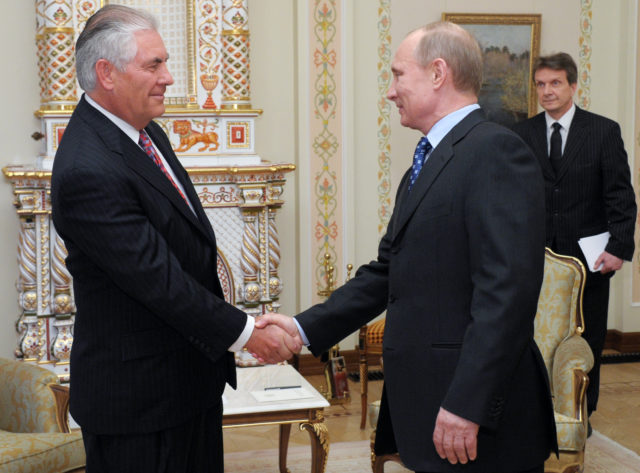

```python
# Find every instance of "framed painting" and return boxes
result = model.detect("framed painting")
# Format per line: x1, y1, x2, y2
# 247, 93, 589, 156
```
442, 13, 541, 127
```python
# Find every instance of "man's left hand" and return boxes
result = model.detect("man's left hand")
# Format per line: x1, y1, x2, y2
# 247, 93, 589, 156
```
433, 407, 479, 465
594, 251, 623, 274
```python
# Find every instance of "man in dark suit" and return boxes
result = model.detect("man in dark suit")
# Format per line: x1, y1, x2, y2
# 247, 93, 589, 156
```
512, 53, 636, 419
51, 5, 299, 472
258, 21, 556, 473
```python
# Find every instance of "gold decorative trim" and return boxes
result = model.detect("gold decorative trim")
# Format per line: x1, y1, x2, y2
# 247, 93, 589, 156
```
185, 164, 296, 175
221, 103, 253, 110
186, 0, 197, 105
3, 167, 52, 179
35, 106, 264, 118
221, 29, 249, 36
35, 27, 75, 36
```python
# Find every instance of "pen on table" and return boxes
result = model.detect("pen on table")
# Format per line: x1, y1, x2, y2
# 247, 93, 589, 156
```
264, 385, 301, 390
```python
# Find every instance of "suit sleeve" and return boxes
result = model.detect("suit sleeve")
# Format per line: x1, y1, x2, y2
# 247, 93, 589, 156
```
295, 172, 412, 355
601, 121, 637, 261
441, 129, 546, 429
55, 164, 247, 362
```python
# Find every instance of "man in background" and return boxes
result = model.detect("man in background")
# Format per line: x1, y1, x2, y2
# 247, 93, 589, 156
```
513, 53, 636, 423
259, 21, 556, 473
51, 5, 298, 472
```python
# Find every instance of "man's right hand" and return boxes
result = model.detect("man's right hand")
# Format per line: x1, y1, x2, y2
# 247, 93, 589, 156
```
244, 316, 302, 364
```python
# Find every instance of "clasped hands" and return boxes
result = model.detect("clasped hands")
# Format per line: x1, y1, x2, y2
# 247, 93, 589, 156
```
243, 313, 303, 364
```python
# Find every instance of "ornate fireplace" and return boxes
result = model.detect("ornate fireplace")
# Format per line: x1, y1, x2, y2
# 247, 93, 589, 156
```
4, 0, 294, 380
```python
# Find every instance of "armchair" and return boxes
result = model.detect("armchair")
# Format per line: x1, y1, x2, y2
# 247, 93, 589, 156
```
358, 317, 386, 429
0, 357, 85, 473
534, 248, 593, 473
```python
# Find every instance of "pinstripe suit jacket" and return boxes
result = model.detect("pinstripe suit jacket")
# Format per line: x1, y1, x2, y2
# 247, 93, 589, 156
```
51, 95, 246, 434
513, 106, 636, 279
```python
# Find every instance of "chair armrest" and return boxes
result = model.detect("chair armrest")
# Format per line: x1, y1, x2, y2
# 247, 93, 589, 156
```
49, 384, 71, 433
552, 335, 594, 420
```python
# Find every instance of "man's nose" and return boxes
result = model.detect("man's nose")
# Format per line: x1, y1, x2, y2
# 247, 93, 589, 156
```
160, 64, 174, 85
387, 84, 396, 100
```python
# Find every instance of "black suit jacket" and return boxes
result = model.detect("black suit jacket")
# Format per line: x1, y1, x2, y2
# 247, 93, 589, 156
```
51, 96, 247, 434
512, 107, 636, 279
297, 109, 557, 472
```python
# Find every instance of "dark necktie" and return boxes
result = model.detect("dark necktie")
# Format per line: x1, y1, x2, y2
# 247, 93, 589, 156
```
549, 122, 562, 174
139, 130, 189, 204
408, 136, 432, 192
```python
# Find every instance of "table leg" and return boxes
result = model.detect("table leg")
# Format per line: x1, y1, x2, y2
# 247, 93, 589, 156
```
300, 414, 329, 473
279, 423, 292, 473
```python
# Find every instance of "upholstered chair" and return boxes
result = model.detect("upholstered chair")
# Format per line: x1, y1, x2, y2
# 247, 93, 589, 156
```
535, 248, 593, 473
358, 317, 386, 429
0, 357, 85, 473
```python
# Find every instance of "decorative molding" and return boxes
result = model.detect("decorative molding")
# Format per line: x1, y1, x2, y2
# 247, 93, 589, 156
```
577, 0, 592, 109
377, 0, 392, 236
310, 0, 343, 302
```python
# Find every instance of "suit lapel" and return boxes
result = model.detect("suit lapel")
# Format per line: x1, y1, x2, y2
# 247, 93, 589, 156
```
529, 114, 556, 180
76, 96, 217, 247
143, 125, 217, 242
123, 127, 216, 246
556, 107, 588, 180
391, 109, 483, 242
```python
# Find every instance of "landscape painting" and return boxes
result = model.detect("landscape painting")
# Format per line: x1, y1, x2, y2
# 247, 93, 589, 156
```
443, 13, 541, 128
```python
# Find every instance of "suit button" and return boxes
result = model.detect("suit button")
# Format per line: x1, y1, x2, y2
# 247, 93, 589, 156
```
389, 295, 396, 303
391, 247, 400, 254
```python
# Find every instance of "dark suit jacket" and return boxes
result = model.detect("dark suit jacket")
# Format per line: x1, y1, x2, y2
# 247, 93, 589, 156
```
512, 106, 636, 279
297, 109, 557, 472
51, 95, 247, 435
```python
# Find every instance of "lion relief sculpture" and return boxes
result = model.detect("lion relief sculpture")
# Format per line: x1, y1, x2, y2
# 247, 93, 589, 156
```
173, 120, 220, 152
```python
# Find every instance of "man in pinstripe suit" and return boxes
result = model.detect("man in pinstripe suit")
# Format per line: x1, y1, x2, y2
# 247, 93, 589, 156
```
513, 52, 636, 420
51, 5, 299, 472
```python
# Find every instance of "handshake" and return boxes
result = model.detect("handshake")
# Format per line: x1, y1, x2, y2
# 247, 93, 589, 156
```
243, 313, 304, 364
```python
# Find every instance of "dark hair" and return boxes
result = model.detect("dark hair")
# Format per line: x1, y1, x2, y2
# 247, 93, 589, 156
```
532, 53, 577, 84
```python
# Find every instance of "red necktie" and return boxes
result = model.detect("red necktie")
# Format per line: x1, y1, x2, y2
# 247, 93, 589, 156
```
138, 130, 189, 204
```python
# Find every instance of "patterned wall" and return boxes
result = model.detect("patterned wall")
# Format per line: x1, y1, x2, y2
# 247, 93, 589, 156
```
309, 0, 343, 302
377, 0, 392, 236
577, 0, 592, 109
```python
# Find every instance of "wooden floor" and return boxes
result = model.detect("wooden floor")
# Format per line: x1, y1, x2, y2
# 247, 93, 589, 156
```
224, 360, 640, 455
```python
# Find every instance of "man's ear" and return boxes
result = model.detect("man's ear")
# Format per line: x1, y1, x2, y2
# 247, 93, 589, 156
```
95, 59, 115, 91
431, 58, 447, 89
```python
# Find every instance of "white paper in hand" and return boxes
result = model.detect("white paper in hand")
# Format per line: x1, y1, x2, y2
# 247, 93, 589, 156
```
578, 232, 610, 272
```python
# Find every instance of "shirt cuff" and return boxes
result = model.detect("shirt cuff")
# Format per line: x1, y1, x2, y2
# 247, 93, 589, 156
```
293, 317, 310, 346
228, 314, 255, 352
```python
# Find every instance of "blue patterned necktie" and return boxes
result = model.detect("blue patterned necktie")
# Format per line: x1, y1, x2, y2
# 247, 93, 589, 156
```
408, 136, 432, 192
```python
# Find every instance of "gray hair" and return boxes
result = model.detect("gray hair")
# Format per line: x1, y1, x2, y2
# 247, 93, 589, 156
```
413, 21, 483, 96
75, 5, 158, 92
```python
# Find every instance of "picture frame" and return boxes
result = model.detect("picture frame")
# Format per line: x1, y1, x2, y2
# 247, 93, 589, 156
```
328, 355, 349, 399
442, 13, 541, 127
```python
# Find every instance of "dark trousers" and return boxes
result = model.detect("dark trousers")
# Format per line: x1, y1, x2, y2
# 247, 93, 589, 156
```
416, 466, 543, 473
582, 276, 611, 414
82, 401, 223, 473
417, 465, 543, 473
